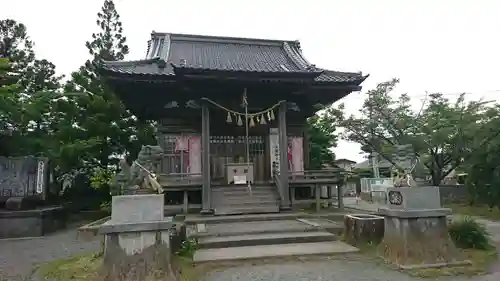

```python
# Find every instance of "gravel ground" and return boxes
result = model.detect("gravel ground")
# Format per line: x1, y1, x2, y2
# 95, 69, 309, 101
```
0, 229, 100, 281
203, 259, 420, 281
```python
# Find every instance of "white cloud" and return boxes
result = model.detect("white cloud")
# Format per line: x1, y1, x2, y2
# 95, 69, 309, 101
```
2, 0, 499, 163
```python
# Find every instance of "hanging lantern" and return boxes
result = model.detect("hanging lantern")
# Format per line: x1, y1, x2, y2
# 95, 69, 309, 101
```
226, 111, 232, 123
237, 115, 243, 126
249, 116, 255, 127
260, 114, 267, 125
270, 109, 275, 121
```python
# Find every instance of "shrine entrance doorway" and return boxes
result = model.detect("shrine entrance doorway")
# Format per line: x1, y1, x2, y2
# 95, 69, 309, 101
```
210, 135, 267, 183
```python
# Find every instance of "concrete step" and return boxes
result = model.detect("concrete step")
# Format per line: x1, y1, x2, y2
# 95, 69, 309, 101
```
212, 200, 279, 207
191, 219, 330, 238
185, 212, 309, 224
212, 194, 277, 202
212, 190, 276, 198
214, 205, 280, 216
193, 241, 359, 263
198, 231, 336, 249
184, 212, 348, 225
212, 186, 275, 192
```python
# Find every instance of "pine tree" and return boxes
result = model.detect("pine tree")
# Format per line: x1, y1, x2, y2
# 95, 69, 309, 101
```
0, 19, 35, 79
0, 20, 65, 156
67, 0, 155, 169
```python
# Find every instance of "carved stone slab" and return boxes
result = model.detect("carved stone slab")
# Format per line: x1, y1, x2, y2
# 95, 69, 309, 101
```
386, 186, 441, 210
111, 194, 164, 224
0, 156, 48, 200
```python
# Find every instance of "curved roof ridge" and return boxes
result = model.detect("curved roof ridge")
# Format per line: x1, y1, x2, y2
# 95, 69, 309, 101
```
102, 58, 161, 67
151, 31, 298, 46
288, 41, 317, 70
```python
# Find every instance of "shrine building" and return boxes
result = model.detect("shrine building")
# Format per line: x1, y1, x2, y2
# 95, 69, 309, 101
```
100, 32, 367, 215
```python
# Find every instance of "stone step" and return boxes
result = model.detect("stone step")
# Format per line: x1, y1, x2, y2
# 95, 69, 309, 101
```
193, 241, 359, 263
198, 231, 336, 249
185, 212, 309, 224
212, 193, 277, 202
212, 186, 275, 192
212, 200, 279, 207
214, 205, 280, 216
212, 190, 276, 198
191, 219, 331, 238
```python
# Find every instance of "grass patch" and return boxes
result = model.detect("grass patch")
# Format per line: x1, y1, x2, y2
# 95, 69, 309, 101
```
405, 248, 498, 278
347, 240, 499, 278
445, 203, 500, 221
37, 253, 206, 281
37, 253, 101, 281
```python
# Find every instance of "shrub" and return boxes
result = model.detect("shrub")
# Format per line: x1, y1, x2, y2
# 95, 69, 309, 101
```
448, 216, 492, 250
176, 237, 198, 258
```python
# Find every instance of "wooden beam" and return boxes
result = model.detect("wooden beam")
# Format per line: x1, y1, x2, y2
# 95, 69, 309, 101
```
278, 102, 291, 209
201, 102, 212, 214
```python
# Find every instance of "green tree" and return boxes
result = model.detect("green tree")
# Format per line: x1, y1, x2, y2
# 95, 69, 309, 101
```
307, 105, 344, 169
0, 19, 35, 82
464, 104, 500, 208
0, 58, 21, 155
342, 79, 499, 185
65, 0, 155, 169
0, 19, 67, 157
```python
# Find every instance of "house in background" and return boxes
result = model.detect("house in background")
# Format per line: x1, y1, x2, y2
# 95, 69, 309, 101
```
353, 157, 393, 177
332, 158, 357, 195
333, 158, 356, 171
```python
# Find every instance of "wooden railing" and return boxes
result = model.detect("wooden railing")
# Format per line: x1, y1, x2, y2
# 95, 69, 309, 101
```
289, 169, 350, 184
288, 169, 350, 212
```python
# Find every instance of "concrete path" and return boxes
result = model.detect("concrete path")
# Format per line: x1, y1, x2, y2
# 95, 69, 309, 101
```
203, 259, 420, 281
0, 228, 100, 281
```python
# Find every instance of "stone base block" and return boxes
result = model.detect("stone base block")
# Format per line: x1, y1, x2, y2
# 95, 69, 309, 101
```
359, 192, 371, 201
378, 208, 468, 267
0, 206, 67, 238
344, 214, 384, 246
111, 194, 164, 224
100, 220, 177, 281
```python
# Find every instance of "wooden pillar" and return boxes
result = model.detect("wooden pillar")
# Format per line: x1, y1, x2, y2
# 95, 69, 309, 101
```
315, 184, 321, 213
183, 190, 188, 214
303, 127, 310, 170
278, 102, 291, 209
337, 183, 344, 210
201, 103, 211, 214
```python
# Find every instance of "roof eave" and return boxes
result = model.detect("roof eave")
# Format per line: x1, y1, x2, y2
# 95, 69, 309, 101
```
171, 64, 322, 81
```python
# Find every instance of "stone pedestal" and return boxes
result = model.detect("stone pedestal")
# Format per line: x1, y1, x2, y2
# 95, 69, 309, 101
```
344, 214, 384, 246
378, 187, 470, 269
99, 194, 177, 281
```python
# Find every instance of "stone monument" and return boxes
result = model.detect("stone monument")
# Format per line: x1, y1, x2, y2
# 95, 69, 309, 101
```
98, 194, 177, 280
92, 145, 180, 280
0, 156, 67, 239
377, 186, 470, 269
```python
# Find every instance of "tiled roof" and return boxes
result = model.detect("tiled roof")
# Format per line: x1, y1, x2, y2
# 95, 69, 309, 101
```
102, 32, 366, 85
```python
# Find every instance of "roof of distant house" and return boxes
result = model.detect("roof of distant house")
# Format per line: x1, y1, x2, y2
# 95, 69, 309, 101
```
334, 158, 357, 164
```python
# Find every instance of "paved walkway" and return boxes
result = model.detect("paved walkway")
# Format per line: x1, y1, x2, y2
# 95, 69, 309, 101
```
0, 229, 100, 281
203, 259, 420, 281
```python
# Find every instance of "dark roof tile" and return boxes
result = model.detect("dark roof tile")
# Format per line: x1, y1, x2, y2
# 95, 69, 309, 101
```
102, 32, 367, 85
